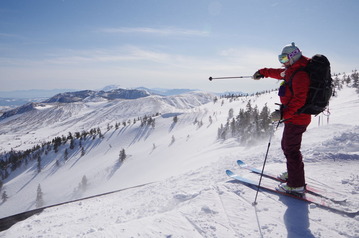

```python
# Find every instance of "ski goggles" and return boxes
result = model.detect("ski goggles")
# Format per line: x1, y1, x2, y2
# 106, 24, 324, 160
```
278, 48, 301, 64
278, 54, 289, 64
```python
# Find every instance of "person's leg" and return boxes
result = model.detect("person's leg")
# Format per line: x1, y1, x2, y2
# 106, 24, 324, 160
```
281, 123, 307, 187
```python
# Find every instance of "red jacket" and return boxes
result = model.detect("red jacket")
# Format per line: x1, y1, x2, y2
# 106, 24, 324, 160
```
259, 56, 311, 125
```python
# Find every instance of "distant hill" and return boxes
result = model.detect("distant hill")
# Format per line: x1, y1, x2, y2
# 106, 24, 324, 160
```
43, 88, 150, 103
0, 87, 199, 109
0, 89, 77, 99
0, 88, 152, 120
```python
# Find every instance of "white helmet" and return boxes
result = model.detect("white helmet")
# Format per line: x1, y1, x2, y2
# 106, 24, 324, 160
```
278, 42, 302, 65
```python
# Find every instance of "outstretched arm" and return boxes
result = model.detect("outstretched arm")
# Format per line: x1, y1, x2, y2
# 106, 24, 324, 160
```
259, 68, 285, 80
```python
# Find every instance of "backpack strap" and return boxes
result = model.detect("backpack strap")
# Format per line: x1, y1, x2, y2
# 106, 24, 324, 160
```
286, 67, 307, 93
285, 67, 308, 115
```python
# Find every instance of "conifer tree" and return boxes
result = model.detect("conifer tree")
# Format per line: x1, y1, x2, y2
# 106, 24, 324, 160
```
228, 108, 234, 120
259, 104, 271, 133
64, 149, 69, 160
69, 139, 75, 150
81, 146, 85, 157
36, 184, 44, 208
119, 149, 126, 162
81, 175, 88, 192
2, 191, 8, 203
37, 156, 41, 173
217, 101, 272, 144
351, 70, 359, 92
173, 115, 178, 123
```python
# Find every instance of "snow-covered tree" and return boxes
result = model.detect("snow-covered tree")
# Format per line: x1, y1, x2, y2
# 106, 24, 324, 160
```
173, 115, 178, 123
36, 184, 44, 208
228, 108, 234, 120
119, 149, 126, 162
217, 102, 272, 145
2, 191, 8, 203
69, 138, 75, 150
80, 175, 88, 192
170, 135, 176, 145
37, 156, 41, 173
64, 149, 69, 161
81, 146, 85, 157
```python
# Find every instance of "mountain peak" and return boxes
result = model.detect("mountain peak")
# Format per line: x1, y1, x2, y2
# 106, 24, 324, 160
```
101, 85, 122, 92
0, 88, 152, 120
42, 88, 151, 104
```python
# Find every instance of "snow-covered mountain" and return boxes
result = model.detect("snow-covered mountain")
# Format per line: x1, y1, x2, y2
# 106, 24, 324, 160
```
0, 89, 77, 111
0, 87, 198, 111
0, 90, 213, 153
0, 80, 358, 237
0, 87, 199, 117
43, 88, 151, 103
0, 88, 152, 120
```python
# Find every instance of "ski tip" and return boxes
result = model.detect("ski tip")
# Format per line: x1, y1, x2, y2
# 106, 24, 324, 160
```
237, 160, 245, 166
226, 170, 234, 176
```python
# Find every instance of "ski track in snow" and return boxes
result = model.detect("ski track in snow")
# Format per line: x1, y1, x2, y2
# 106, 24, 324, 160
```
0, 87, 359, 237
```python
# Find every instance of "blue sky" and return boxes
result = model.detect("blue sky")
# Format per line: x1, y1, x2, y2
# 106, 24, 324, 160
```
1, 0, 358, 93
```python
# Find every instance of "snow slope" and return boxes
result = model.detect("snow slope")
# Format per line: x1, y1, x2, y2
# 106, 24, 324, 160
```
0, 86, 358, 237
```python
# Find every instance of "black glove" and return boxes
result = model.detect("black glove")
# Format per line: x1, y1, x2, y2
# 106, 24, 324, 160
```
253, 70, 264, 80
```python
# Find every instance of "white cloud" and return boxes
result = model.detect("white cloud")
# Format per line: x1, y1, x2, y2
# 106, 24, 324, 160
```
0, 46, 166, 66
0, 45, 285, 92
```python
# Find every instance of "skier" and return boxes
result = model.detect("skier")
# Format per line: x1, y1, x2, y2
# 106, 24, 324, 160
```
252, 42, 311, 194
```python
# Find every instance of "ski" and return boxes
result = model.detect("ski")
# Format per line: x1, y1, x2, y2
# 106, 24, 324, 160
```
226, 169, 359, 218
236, 159, 345, 203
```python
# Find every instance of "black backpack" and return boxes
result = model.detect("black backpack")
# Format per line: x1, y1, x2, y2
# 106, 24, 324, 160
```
289, 54, 333, 115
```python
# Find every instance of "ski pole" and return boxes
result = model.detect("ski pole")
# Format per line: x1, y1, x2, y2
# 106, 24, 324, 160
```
209, 76, 252, 81
252, 120, 281, 206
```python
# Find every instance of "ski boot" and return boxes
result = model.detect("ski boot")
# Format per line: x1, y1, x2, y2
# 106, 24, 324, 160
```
276, 183, 305, 195
278, 171, 288, 181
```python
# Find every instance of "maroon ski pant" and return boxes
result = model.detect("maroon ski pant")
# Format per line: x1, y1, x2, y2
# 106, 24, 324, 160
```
281, 123, 308, 187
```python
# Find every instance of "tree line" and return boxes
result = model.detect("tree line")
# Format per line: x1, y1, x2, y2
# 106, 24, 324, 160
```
216, 70, 358, 145
217, 100, 272, 145
0, 112, 161, 207
0, 113, 161, 180
333, 70, 359, 93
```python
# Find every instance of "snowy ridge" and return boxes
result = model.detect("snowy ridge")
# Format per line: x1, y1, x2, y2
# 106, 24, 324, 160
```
0, 91, 214, 153
0, 88, 152, 120
43, 88, 151, 103
0, 84, 359, 237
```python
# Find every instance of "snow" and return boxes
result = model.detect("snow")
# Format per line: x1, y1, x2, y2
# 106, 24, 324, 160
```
0, 85, 358, 237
